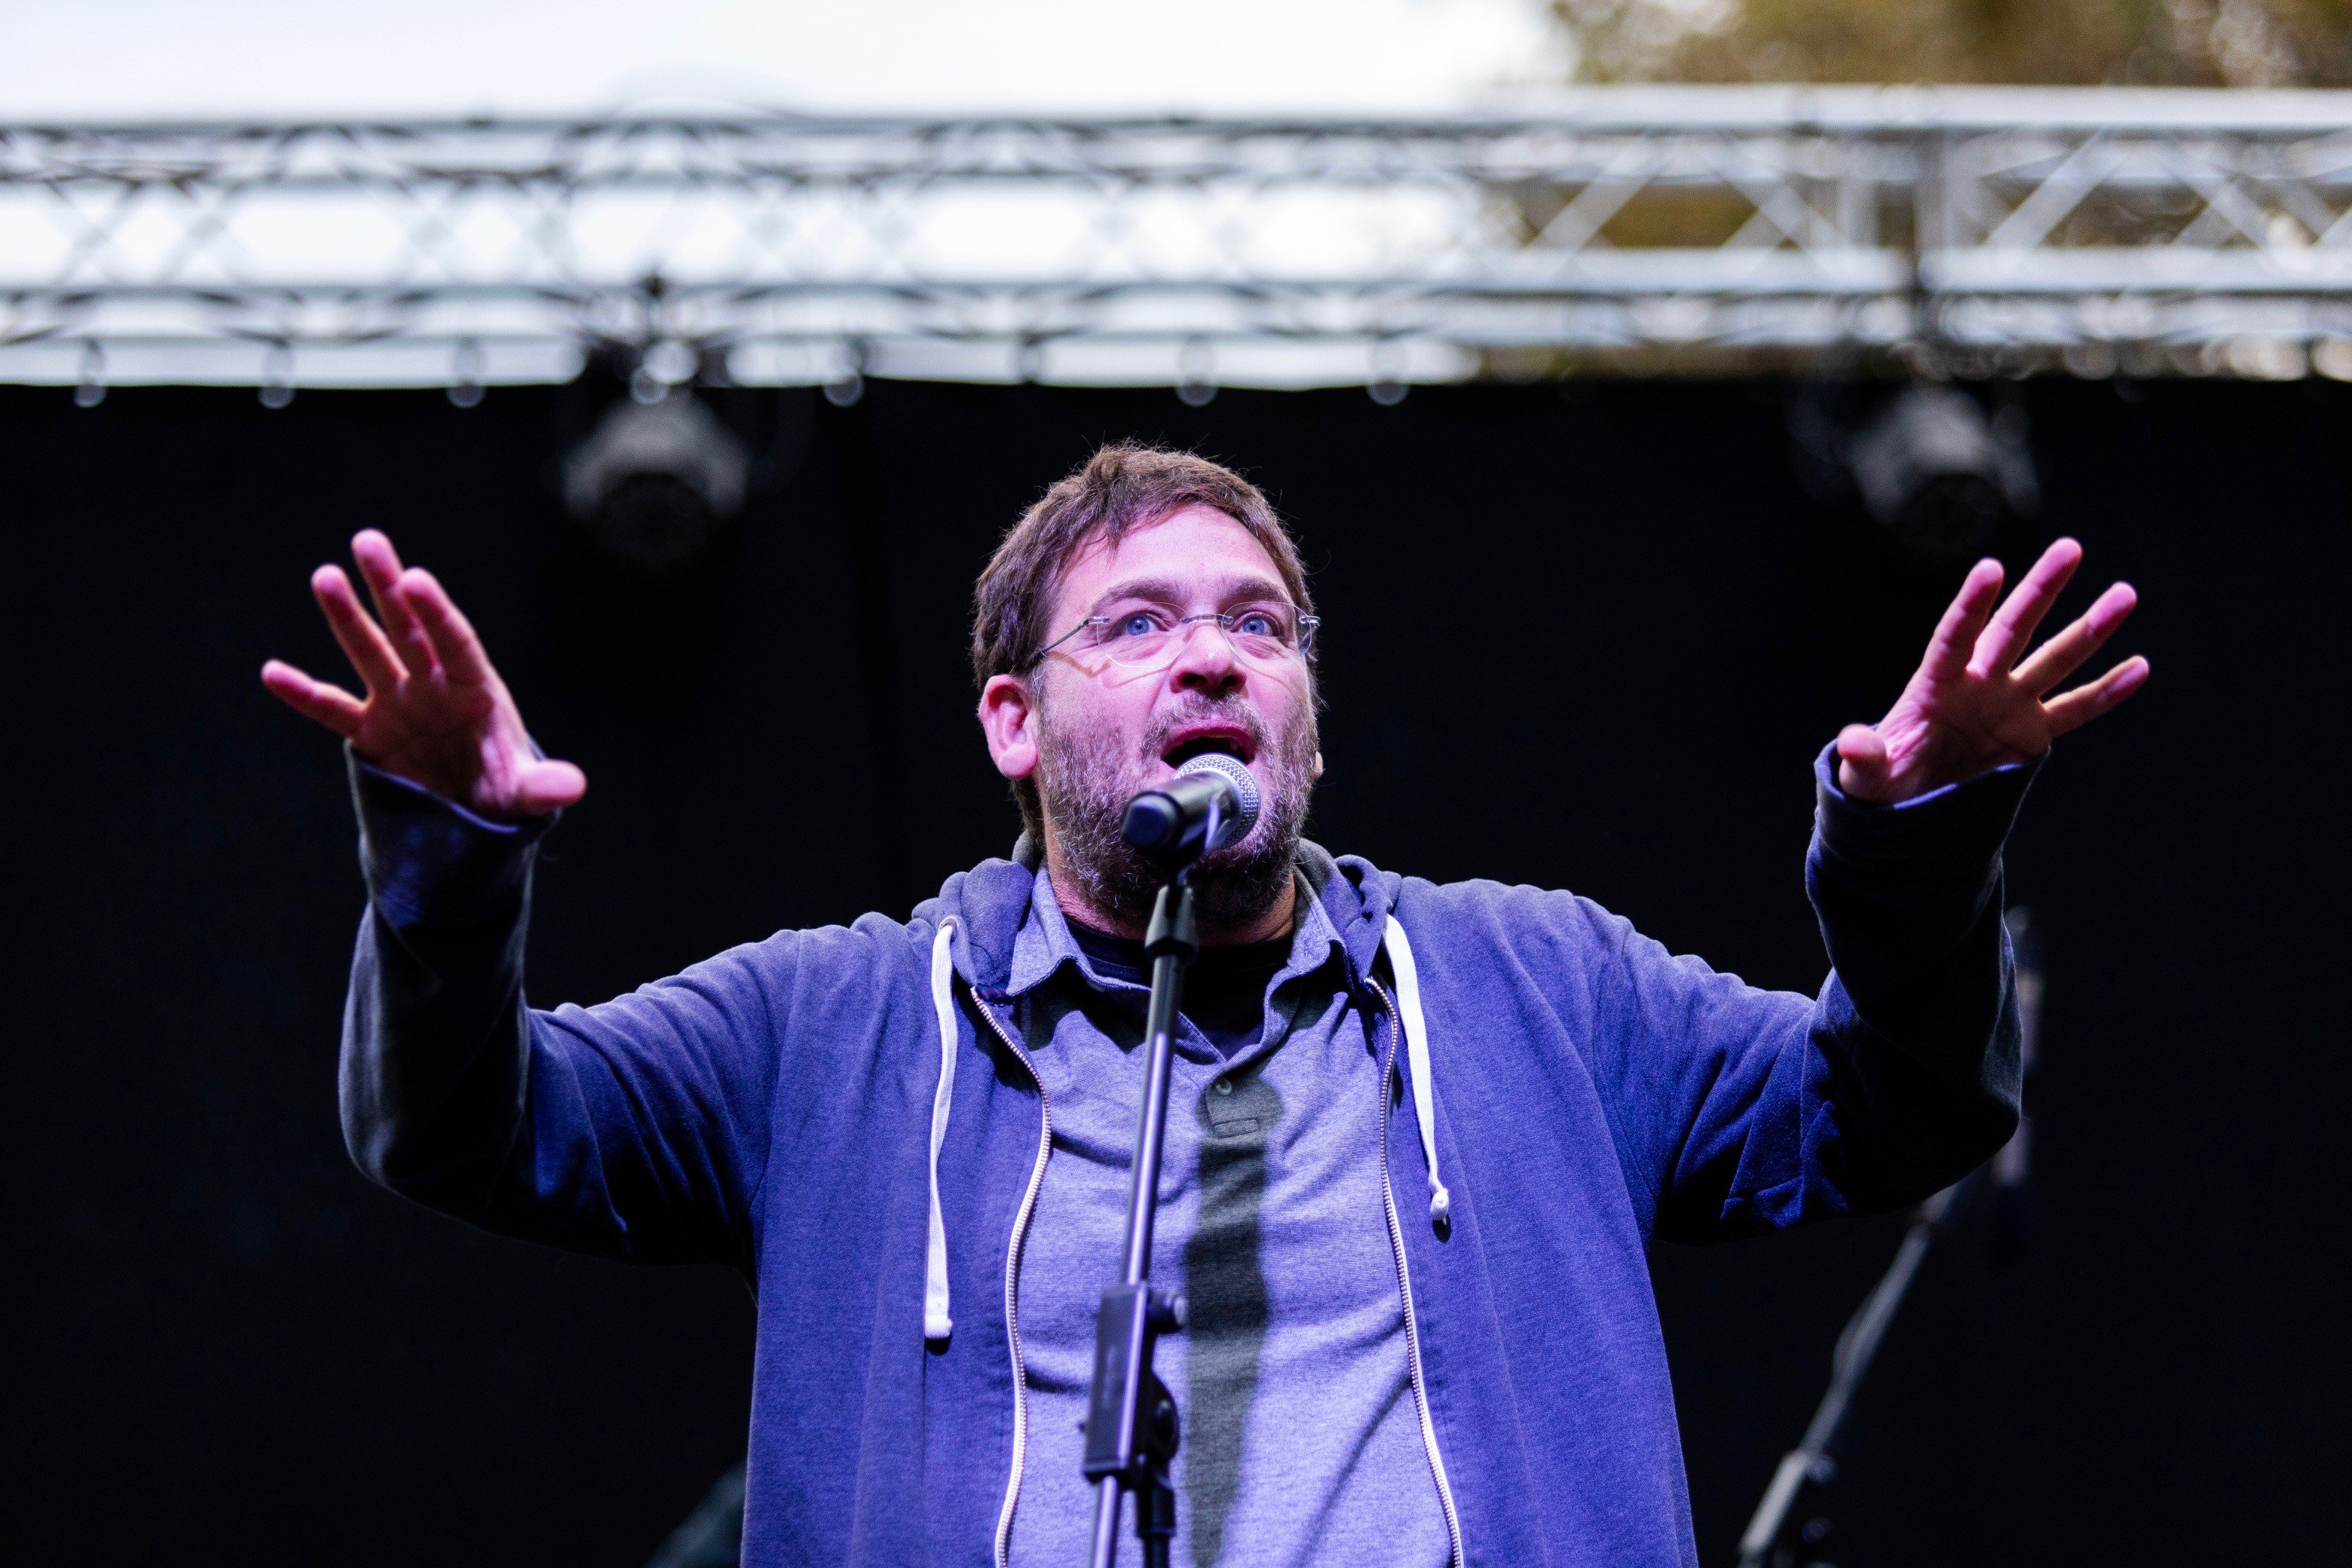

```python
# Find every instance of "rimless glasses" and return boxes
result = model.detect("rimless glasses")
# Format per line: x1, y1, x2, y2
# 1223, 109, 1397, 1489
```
1033, 603, 1320, 672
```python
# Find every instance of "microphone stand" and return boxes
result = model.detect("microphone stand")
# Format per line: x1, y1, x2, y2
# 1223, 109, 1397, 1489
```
1738, 908, 2042, 1568
1079, 818, 1216, 1568
1735, 1174, 1977, 1568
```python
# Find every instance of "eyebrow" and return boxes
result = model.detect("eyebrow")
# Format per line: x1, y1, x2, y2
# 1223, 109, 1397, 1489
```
1087, 573, 1293, 613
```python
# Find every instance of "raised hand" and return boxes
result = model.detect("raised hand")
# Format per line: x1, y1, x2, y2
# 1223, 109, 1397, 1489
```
1837, 537, 2147, 804
262, 531, 586, 819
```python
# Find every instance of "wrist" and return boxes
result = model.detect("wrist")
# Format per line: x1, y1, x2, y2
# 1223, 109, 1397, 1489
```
347, 747, 464, 812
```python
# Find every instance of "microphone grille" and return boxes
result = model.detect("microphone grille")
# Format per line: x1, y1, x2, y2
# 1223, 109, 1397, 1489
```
1175, 751, 1261, 846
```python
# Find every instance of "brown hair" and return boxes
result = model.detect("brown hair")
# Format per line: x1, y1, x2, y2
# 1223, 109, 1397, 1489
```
971, 442, 1315, 841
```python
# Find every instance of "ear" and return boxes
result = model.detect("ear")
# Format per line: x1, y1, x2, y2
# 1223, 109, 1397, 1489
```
978, 673, 1041, 783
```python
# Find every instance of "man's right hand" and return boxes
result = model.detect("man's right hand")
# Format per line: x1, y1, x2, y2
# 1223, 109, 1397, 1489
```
262, 530, 586, 819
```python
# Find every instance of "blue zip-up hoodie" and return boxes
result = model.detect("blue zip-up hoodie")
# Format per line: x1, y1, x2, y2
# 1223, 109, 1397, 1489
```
341, 745, 2032, 1568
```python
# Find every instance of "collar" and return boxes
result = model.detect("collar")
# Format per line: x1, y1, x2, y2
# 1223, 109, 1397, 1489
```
1006, 862, 1348, 1001
923, 836, 1393, 996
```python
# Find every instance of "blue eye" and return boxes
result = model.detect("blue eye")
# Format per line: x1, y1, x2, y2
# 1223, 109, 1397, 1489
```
1115, 613, 1160, 639
1234, 611, 1278, 638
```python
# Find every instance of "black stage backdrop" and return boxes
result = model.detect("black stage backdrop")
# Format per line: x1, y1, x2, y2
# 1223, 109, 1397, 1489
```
8, 377, 2340, 1566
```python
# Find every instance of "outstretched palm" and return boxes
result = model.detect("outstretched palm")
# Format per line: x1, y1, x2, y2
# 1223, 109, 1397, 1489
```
1838, 537, 2147, 804
262, 531, 585, 819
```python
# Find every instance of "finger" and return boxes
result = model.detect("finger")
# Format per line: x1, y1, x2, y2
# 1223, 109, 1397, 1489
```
1973, 537, 2084, 676
2043, 654, 2150, 738
1835, 723, 1893, 801
261, 658, 366, 737
311, 565, 408, 695
511, 758, 589, 816
351, 531, 438, 679
2012, 581, 2137, 695
1921, 558, 2006, 682
395, 568, 498, 688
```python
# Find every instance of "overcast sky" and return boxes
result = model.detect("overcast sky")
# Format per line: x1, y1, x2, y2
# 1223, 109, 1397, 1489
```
0, 0, 1563, 119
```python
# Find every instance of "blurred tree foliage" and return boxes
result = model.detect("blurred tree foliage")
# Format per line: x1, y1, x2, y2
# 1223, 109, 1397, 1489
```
1552, 0, 2352, 86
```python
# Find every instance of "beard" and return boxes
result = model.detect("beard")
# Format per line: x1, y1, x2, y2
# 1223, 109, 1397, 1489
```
1034, 686, 1319, 934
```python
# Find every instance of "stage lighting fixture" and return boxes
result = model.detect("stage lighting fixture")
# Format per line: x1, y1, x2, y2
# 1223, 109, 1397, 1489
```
823, 339, 867, 406
259, 345, 295, 409
447, 339, 485, 408
560, 390, 750, 582
1367, 341, 1409, 406
1176, 338, 1216, 406
74, 342, 104, 407
1848, 384, 2038, 563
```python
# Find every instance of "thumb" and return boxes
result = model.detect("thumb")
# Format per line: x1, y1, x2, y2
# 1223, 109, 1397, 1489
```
511, 758, 589, 816
1835, 724, 1892, 802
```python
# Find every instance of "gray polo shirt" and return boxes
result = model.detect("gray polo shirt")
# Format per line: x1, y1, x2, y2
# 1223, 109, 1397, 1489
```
1000, 869, 1451, 1568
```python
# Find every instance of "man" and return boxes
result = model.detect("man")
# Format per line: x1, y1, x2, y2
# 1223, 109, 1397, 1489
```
263, 443, 2145, 1568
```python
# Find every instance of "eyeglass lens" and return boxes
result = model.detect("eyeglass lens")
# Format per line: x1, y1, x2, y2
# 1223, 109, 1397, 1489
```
1089, 611, 1308, 668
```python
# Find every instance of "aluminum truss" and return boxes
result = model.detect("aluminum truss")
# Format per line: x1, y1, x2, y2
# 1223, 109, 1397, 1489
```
5, 86, 2352, 389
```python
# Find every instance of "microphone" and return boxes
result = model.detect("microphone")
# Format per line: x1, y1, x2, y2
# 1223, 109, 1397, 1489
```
1122, 752, 1262, 863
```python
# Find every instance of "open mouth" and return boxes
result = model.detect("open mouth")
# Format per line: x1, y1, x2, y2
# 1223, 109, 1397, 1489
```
1162, 728, 1256, 767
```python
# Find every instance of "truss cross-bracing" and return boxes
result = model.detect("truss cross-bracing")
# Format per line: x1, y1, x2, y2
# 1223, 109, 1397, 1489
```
5, 86, 2352, 389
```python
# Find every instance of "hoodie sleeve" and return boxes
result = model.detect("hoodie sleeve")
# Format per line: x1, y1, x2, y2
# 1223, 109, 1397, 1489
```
1606, 744, 2035, 1243
337, 749, 787, 1268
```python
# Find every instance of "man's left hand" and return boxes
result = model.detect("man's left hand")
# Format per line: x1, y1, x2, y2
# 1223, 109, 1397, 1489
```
1838, 537, 2148, 804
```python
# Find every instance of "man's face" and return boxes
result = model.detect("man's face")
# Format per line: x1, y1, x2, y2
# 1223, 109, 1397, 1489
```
980, 504, 1321, 930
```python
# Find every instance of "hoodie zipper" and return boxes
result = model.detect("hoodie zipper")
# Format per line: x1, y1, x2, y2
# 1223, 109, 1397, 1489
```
972, 985, 1055, 1568
1367, 975, 1466, 1568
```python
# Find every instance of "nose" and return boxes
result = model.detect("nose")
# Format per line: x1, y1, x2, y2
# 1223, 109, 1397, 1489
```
1166, 617, 1244, 695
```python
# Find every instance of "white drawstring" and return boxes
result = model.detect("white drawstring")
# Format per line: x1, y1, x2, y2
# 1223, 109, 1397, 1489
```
1381, 917, 1451, 1226
925, 919, 960, 1342
926, 911, 1437, 1342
